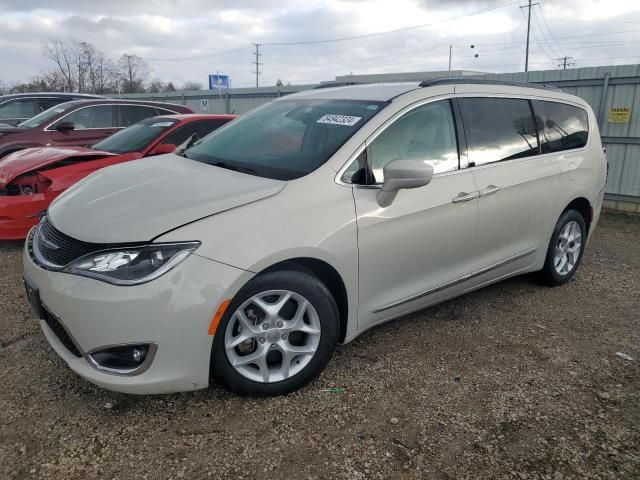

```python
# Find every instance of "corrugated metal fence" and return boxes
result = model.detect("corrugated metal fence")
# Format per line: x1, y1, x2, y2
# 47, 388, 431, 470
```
114, 64, 640, 202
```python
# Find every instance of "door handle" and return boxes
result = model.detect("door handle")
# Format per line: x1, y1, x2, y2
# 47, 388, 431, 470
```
452, 191, 479, 203
478, 185, 501, 197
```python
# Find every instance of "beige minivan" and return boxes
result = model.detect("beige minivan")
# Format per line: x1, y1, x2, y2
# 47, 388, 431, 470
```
23, 79, 607, 396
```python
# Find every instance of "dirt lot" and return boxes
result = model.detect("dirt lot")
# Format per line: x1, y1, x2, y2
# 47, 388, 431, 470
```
1, 212, 639, 480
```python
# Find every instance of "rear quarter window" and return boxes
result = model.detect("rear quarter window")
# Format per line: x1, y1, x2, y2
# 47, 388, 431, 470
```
531, 100, 589, 153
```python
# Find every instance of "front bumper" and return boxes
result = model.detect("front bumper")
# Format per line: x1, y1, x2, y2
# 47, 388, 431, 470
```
0, 192, 56, 240
23, 241, 251, 394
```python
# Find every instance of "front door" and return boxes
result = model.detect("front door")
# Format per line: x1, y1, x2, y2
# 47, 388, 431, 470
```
50, 104, 118, 147
353, 99, 480, 330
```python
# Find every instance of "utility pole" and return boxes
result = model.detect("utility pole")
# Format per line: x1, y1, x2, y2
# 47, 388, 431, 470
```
521, 0, 539, 72
252, 43, 262, 88
448, 45, 452, 77
556, 56, 575, 70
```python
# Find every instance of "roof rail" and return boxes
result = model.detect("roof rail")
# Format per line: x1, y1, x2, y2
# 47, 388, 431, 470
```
419, 78, 560, 91
313, 81, 361, 90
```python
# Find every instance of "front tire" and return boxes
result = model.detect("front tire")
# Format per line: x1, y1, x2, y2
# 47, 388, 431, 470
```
211, 269, 339, 396
539, 209, 587, 286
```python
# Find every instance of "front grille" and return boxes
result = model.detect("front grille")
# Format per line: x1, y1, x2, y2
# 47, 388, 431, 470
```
43, 308, 82, 357
32, 218, 108, 268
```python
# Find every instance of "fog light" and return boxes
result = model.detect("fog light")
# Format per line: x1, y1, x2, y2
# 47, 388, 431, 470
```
88, 343, 156, 375
132, 347, 145, 363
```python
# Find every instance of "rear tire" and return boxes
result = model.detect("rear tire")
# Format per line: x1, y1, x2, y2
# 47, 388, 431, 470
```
539, 209, 587, 286
211, 269, 339, 396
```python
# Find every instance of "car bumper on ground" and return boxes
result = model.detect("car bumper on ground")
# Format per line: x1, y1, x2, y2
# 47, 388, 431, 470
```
23, 241, 251, 394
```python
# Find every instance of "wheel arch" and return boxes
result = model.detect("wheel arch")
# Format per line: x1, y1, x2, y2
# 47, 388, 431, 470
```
257, 257, 350, 343
563, 197, 592, 235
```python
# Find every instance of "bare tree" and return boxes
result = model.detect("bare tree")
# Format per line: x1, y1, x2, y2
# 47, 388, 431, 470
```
117, 54, 149, 93
44, 40, 76, 92
88, 49, 116, 94
146, 79, 165, 93
39, 70, 68, 91
181, 81, 203, 91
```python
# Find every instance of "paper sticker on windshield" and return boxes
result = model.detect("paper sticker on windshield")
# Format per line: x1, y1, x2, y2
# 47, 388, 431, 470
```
151, 122, 175, 127
317, 114, 362, 126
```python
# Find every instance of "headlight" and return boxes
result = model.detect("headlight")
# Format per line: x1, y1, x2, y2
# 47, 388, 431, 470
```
63, 242, 200, 286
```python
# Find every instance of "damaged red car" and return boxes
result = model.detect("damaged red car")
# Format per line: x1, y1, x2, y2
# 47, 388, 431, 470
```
0, 114, 235, 239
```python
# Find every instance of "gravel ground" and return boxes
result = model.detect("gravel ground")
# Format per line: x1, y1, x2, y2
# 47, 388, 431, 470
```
1, 211, 639, 480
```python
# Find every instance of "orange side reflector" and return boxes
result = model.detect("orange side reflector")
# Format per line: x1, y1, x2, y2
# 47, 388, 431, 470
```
208, 299, 231, 336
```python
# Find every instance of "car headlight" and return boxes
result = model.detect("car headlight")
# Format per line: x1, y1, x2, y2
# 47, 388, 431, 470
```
63, 242, 200, 286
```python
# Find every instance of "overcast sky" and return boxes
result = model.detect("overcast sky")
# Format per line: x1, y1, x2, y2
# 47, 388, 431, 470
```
1, 0, 640, 89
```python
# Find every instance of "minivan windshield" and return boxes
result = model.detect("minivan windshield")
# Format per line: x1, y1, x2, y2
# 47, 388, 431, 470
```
186, 98, 387, 180
93, 117, 179, 153
19, 101, 76, 128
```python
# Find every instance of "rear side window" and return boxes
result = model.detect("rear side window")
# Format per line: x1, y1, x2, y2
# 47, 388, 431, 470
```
0, 99, 36, 119
459, 98, 538, 166
532, 101, 588, 153
161, 119, 230, 147
118, 105, 159, 127
38, 98, 64, 113
55, 105, 115, 129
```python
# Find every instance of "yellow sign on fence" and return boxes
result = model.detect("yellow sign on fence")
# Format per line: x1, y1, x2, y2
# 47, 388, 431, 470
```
608, 107, 631, 123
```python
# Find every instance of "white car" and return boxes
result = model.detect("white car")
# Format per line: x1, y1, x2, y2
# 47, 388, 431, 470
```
23, 80, 607, 396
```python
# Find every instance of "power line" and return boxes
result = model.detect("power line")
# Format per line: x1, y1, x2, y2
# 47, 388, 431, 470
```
536, 1, 568, 57
531, 9, 563, 60
260, 0, 519, 46
474, 29, 640, 47
147, 46, 252, 61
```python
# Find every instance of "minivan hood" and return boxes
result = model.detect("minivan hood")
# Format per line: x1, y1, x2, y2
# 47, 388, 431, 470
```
48, 154, 286, 243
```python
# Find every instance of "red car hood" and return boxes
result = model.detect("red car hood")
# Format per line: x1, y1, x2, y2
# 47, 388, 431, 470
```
0, 146, 116, 187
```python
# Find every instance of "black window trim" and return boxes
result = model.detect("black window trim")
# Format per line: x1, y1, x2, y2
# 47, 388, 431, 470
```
454, 95, 591, 170
337, 94, 592, 187
43, 103, 183, 132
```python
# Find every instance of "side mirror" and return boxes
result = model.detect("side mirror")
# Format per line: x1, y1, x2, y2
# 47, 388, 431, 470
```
376, 159, 434, 207
55, 121, 75, 132
150, 143, 177, 155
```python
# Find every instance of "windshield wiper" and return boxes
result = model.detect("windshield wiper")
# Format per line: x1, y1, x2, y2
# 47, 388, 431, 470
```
211, 161, 257, 175
175, 133, 200, 158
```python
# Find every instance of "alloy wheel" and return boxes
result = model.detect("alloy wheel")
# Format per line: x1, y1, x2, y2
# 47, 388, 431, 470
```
554, 220, 582, 275
224, 290, 321, 383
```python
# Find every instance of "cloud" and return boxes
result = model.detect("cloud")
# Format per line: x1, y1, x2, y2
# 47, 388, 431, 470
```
0, 0, 639, 88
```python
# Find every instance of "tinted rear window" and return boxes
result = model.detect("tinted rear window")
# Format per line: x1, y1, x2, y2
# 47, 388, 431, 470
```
532, 100, 589, 153
118, 105, 160, 127
459, 98, 538, 166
